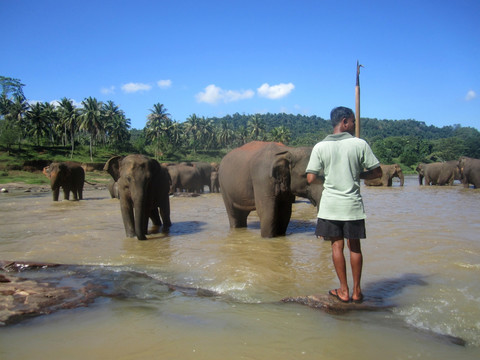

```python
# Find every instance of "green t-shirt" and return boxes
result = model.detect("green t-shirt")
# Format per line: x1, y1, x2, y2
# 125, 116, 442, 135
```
306, 132, 380, 220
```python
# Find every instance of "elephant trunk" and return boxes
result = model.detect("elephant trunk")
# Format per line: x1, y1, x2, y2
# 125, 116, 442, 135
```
398, 172, 405, 186
134, 194, 148, 240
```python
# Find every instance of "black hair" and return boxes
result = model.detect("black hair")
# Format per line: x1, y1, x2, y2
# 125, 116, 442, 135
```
330, 106, 354, 127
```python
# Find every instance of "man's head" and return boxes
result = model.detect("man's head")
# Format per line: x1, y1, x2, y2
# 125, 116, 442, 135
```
330, 106, 355, 135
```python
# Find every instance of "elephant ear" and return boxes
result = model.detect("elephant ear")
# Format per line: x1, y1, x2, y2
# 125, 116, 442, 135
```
271, 151, 292, 196
104, 156, 124, 181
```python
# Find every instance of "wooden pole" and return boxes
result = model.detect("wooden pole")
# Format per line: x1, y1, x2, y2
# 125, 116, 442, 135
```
355, 60, 363, 138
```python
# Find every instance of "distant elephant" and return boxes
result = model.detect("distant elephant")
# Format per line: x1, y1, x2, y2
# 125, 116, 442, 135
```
458, 156, 480, 188
107, 179, 120, 199
42, 161, 85, 201
104, 155, 172, 240
416, 161, 460, 186
219, 141, 324, 238
210, 170, 220, 193
364, 163, 404, 186
192, 161, 213, 192
167, 164, 203, 193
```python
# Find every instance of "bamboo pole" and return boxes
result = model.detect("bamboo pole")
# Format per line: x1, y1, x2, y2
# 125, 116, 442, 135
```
355, 60, 363, 138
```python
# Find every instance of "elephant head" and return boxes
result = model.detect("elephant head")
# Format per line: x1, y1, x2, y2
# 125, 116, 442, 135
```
416, 163, 426, 185
286, 147, 324, 207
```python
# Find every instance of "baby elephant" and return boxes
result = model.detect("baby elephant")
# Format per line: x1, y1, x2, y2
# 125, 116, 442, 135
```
43, 161, 85, 201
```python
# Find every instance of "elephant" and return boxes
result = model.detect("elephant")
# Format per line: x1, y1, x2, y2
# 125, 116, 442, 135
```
416, 161, 461, 186
364, 163, 404, 186
42, 161, 85, 201
192, 161, 214, 192
167, 164, 203, 193
107, 179, 120, 199
218, 141, 324, 238
458, 156, 480, 188
104, 154, 172, 240
210, 170, 220, 193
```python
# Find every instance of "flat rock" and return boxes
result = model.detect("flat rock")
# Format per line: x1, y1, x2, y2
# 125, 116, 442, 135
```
281, 294, 393, 314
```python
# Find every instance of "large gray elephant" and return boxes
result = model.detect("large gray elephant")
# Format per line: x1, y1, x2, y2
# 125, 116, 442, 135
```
364, 163, 404, 186
458, 156, 480, 188
218, 141, 324, 238
42, 161, 85, 201
104, 155, 172, 240
167, 163, 203, 193
416, 161, 460, 186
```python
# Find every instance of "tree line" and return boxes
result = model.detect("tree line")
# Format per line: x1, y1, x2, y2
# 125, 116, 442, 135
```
1, 76, 479, 167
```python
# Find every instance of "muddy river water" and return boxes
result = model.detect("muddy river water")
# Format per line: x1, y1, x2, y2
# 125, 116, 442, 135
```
0, 175, 479, 359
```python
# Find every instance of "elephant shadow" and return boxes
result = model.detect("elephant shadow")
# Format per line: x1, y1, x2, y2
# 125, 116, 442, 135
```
148, 221, 208, 237
241, 219, 315, 235
362, 273, 428, 306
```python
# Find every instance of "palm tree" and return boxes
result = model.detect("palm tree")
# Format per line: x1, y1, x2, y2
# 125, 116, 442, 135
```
247, 114, 266, 141
197, 116, 215, 149
102, 100, 130, 149
80, 97, 103, 161
217, 119, 235, 148
185, 113, 202, 153
57, 98, 80, 157
145, 103, 171, 158
25, 102, 49, 145
268, 126, 291, 144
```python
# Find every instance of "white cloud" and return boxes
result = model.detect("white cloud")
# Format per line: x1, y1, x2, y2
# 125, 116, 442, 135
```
101, 86, 116, 95
157, 79, 172, 88
465, 90, 477, 101
196, 84, 254, 104
257, 82, 295, 99
121, 82, 152, 93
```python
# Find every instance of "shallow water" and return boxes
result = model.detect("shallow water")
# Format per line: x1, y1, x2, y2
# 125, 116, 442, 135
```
1, 176, 479, 359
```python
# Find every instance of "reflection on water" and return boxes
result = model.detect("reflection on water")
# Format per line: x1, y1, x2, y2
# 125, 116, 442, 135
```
1, 176, 480, 359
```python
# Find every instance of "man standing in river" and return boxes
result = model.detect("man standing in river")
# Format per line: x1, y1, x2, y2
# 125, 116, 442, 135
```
306, 106, 382, 303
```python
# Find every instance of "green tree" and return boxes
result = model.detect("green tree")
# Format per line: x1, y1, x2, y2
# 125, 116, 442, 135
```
25, 102, 50, 145
185, 113, 202, 154
268, 126, 291, 144
102, 100, 131, 151
80, 97, 103, 161
57, 98, 80, 157
217, 119, 235, 148
247, 114, 265, 141
145, 103, 171, 159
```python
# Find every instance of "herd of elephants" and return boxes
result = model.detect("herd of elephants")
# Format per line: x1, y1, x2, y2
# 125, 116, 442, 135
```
41, 141, 480, 240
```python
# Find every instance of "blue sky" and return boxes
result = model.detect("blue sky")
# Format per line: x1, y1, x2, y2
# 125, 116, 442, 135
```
2, 0, 479, 130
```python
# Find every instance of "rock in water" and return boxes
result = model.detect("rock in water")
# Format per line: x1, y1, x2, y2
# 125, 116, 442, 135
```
281, 294, 393, 314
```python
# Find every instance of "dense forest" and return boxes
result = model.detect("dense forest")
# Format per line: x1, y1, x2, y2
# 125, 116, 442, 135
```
1, 76, 479, 170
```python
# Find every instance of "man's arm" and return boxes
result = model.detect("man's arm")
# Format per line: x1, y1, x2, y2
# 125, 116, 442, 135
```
360, 166, 382, 180
307, 172, 317, 184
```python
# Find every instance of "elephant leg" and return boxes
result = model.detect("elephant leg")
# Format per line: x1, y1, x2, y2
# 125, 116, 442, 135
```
159, 198, 172, 231
71, 187, 78, 201
63, 187, 71, 200
120, 198, 136, 238
52, 187, 60, 201
221, 193, 250, 228
274, 198, 293, 236
148, 208, 162, 234
256, 196, 278, 238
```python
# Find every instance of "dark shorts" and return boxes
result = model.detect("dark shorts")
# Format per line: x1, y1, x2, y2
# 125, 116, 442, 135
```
315, 218, 366, 239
